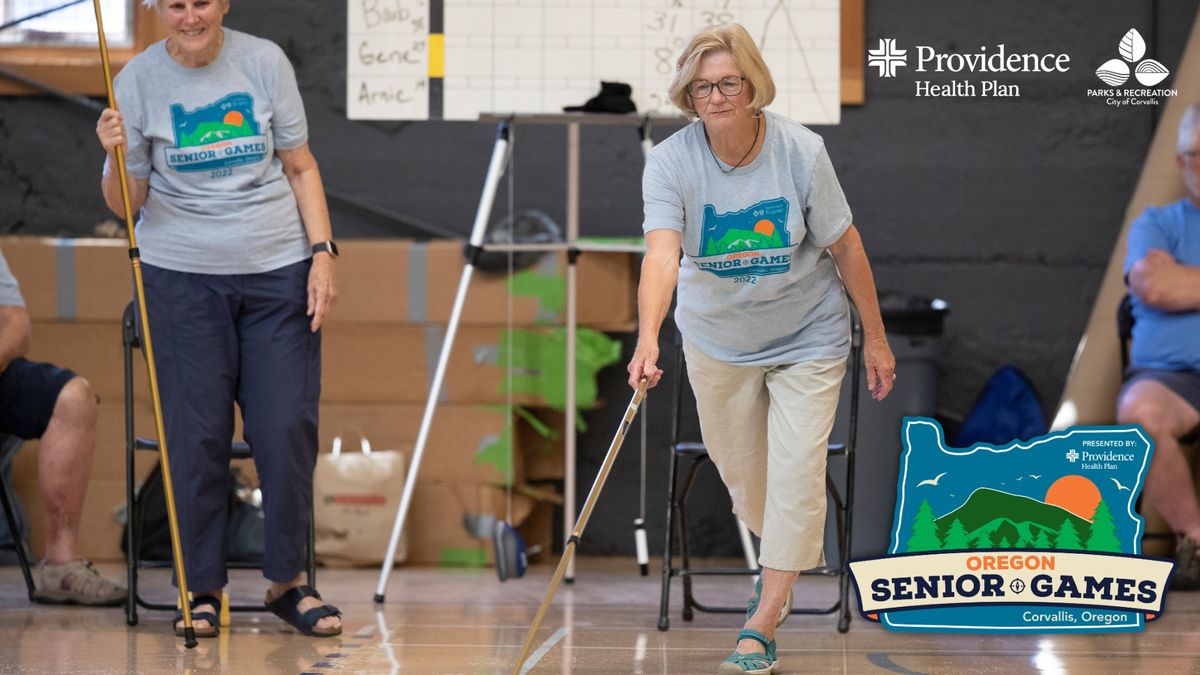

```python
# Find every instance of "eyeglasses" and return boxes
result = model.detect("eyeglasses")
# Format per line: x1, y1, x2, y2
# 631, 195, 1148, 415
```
688, 76, 747, 99
1183, 150, 1200, 159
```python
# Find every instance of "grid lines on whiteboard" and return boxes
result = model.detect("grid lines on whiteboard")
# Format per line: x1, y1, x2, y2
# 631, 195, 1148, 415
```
348, 0, 840, 123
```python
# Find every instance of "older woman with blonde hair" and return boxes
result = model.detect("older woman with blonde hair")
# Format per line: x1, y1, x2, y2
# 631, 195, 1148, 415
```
627, 24, 894, 674
95, 0, 340, 637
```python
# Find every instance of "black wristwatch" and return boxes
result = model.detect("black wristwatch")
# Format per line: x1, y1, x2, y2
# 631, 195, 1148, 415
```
311, 241, 339, 258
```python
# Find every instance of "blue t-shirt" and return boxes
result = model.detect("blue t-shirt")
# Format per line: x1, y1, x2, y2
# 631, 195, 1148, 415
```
642, 111, 853, 365
1124, 199, 1200, 370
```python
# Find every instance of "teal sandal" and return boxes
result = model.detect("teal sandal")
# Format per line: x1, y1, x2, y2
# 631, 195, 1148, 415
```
718, 629, 777, 674
746, 576, 793, 628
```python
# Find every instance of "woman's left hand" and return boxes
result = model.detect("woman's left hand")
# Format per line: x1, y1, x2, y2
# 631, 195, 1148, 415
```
307, 253, 337, 331
864, 332, 896, 401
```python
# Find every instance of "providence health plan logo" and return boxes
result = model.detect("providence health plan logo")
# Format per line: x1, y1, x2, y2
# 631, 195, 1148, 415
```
867, 39, 907, 78
848, 418, 1175, 633
865, 37, 1069, 98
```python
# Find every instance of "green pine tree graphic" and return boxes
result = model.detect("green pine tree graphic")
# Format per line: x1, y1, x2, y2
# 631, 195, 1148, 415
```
1085, 500, 1123, 553
905, 500, 943, 552
1055, 518, 1083, 550
941, 518, 971, 550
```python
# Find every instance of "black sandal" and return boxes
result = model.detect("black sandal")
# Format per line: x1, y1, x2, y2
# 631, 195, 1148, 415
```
265, 585, 342, 637
174, 594, 222, 638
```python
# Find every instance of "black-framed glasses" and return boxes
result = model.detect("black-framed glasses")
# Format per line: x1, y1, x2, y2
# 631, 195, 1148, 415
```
688, 76, 747, 99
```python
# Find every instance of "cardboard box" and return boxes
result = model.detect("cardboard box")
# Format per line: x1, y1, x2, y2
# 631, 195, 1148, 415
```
27, 318, 623, 409
26, 320, 146, 403
318, 403, 522, 485
2, 236, 638, 329
337, 239, 636, 328
520, 498, 557, 563
322, 324, 623, 406
517, 407, 567, 482
405, 481, 533, 566
2, 237, 131, 321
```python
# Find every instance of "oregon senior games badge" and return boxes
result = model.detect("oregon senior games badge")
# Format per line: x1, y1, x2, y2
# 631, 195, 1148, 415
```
847, 417, 1175, 633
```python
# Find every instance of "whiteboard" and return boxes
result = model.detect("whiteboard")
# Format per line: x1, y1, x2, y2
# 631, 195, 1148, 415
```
347, 0, 841, 124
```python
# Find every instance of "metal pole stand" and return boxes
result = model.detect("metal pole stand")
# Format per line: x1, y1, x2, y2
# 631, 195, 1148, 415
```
373, 121, 512, 603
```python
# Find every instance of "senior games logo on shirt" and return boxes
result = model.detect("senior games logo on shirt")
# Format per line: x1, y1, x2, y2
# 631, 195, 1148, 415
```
165, 92, 269, 173
847, 418, 1175, 633
693, 197, 792, 280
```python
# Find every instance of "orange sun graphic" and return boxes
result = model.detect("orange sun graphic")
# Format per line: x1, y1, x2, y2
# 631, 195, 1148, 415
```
753, 219, 775, 237
223, 110, 244, 126
1044, 475, 1102, 521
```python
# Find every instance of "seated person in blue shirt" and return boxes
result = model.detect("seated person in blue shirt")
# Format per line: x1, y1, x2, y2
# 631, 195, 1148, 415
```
1118, 102, 1200, 589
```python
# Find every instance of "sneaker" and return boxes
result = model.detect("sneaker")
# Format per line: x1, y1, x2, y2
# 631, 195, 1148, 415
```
33, 559, 126, 606
1172, 536, 1200, 591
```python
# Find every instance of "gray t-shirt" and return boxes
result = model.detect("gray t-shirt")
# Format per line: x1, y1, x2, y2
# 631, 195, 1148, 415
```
643, 111, 853, 365
111, 29, 310, 274
0, 250, 24, 308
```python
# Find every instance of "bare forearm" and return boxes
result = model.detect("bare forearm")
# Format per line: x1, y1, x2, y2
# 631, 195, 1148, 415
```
637, 252, 679, 348
829, 227, 886, 340
288, 165, 333, 245
100, 156, 147, 218
1130, 263, 1200, 312
0, 308, 32, 373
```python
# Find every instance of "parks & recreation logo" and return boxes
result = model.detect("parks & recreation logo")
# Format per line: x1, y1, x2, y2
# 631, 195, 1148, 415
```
1088, 28, 1177, 107
866, 38, 1070, 98
847, 418, 1175, 633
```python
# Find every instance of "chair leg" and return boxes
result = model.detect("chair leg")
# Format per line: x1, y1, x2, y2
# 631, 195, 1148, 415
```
123, 312, 140, 626
827, 473, 852, 632
0, 478, 37, 603
677, 455, 707, 622
657, 452, 681, 632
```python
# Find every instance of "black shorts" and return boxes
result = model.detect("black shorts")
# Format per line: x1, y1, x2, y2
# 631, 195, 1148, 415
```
1122, 368, 1200, 415
0, 358, 77, 440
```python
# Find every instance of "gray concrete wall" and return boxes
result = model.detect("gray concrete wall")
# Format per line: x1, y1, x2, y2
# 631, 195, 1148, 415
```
1, 0, 1193, 558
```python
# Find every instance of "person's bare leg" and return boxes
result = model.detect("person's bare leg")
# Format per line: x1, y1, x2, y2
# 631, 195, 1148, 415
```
268, 573, 342, 632
37, 377, 97, 565
737, 567, 796, 654
1118, 380, 1200, 540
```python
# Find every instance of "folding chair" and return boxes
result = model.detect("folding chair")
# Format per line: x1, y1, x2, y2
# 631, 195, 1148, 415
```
657, 304, 863, 633
121, 302, 315, 626
0, 434, 36, 602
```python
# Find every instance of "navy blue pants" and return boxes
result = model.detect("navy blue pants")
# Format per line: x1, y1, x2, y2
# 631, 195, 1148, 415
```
141, 259, 320, 590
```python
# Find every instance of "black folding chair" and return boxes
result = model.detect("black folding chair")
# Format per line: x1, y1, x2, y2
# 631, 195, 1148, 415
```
121, 302, 315, 626
657, 304, 863, 633
0, 434, 36, 602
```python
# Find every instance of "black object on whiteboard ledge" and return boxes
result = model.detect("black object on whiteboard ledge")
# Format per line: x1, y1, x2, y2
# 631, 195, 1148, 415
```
564, 81, 638, 114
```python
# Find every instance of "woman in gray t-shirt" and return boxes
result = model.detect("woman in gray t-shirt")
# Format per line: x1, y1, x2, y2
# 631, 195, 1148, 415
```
95, 0, 340, 638
626, 24, 895, 674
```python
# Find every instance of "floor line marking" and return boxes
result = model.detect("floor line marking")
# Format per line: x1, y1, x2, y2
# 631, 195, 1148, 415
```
518, 627, 570, 674
353, 624, 376, 638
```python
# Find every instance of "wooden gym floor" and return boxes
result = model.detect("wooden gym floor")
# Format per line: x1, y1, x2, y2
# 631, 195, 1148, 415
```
1, 558, 1199, 674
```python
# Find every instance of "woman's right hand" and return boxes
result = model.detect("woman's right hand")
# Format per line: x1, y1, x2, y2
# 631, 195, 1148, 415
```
627, 341, 664, 390
96, 108, 127, 156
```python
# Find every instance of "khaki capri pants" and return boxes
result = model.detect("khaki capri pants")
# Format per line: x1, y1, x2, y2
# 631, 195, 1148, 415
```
683, 340, 847, 572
